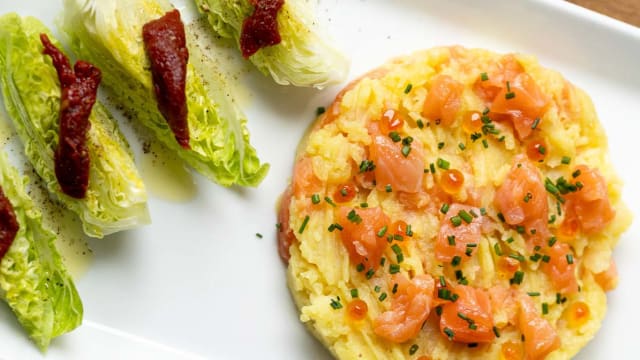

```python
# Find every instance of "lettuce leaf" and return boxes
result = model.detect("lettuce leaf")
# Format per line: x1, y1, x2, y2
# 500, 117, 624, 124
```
0, 148, 82, 351
194, 0, 349, 88
0, 14, 149, 238
61, 0, 269, 187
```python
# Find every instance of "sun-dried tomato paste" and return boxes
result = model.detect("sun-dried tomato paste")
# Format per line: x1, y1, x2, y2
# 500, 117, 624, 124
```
240, 0, 284, 58
0, 187, 19, 261
41, 34, 100, 199
142, 9, 190, 149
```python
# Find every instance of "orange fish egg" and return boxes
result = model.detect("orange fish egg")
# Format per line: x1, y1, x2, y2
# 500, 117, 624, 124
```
565, 301, 590, 329
526, 138, 547, 162
462, 111, 483, 133
440, 169, 465, 194
346, 299, 369, 322
380, 109, 405, 134
334, 183, 358, 203
500, 341, 523, 360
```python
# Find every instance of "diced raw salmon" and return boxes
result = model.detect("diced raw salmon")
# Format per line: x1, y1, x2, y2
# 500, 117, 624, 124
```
518, 295, 560, 360
439, 285, 495, 343
435, 203, 483, 263
541, 242, 578, 294
277, 186, 295, 263
563, 165, 615, 234
422, 74, 464, 126
338, 206, 390, 270
292, 156, 322, 197
374, 274, 435, 343
369, 127, 425, 194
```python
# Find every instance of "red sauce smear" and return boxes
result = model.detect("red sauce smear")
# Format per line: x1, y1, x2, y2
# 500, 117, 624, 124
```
142, 9, 190, 149
240, 0, 284, 58
41, 34, 100, 199
0, 187, 19, 261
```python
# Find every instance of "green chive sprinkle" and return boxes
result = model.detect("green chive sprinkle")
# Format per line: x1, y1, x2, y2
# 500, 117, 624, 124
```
493, 326, 501, 338
330, 297, 342, 309
444, 327, 455, 339
542, 302, 549, 315
438, 142, 445, 150
311, 194, 321, 204
509, 253, 525, 262
566, 254, 574, 265
356, 263, 365, 272
482, 139, 489, 148
459, 143, 466, 150
389, 131, 402, 142
450, 216, 462, 227
379, 293, 388, 302
441, 203, 450, 214
480, 72, 489, 81
572, 169, 582, 178
542, 255, 551, 263
494, 243, 503, 256
480, 207, 487, 216
298, 216, 310, 234
459, 210, 473, 224
389, 264, 401, 274
391, 244, 404, 263
497, 212, 506, 222
385, 184, 393, 193
561, 156, 571, 165
377, 226, 388, 238
430, 163, 436, 174
402, 145, 412, 157
374, 285, 381, 293
448, 235, 456, 246
505, 92, 515, 99
417, 119, 425, 129
531, 117, 541, 129
406, 225, 414, 237
409, 344, 419, 355
347, 209, 362, 224
392, 283, 399, 294
404, 83, 413, 94
506, 237, 515, 243
360, 202, 369, 208
324, 196, 336, 207
451, 256, 462, 267
548, 237, 557, 247
439, 276, 447, 287
351, 288, 359, 298
510, 271, 525, 285
436, 305, 443, 316
437, 158, 450, 170
366, 268, 375, 279
527, 292, 541, 297
380, 257, 386, 266
548, 214, 557, 224
316, 106, 326, 116
516, 225, 525, 234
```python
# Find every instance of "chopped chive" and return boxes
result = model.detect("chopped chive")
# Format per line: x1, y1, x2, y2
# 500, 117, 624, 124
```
450, 216, 462, 227
548, 237, 557, 247
531, 117, 541, 129
545, 179, 560, 195
516, 225, 525, 234
542, 255, 551, 263
480, 72, 489, 81
377, 226, 388, 237
438, 288, 451, 300
359, 159, 376, 173
509, 253, 525, 262
438, 142, 445, 150
324, 196, 336, 207
356, 263, 365, 272
458, 142, 466, 150
469, 209, 479, 218
380, 257, 386, 266
510, 271, 525, 285
392, 283, 399, 294
469, 323, 478, 330
389, 264, 401, 274
572, 169, 582, 178
471, 132, 482, 142
316, 106, 326, 116
455, 270, 464, 280
437, 158, 450, 170
360, 202, 369, 208
448, 235, 456, 246
298, 215, 310, 234
440, 203, 450, 214
365, 268, 375, 279
480, 207, 487, 216
457, 312, 472, 322
451, 293, 459, 302
409, 344, 419, 355
497, 212, 506, 222
393, 234, 403, 241
392, 244, 404, 263
538, 145, 546, 155
389, 131, 402, 142
444, 327, 455, 339
505, 92, 515, 99
374, 285, 381, 293
328, 223, 343, 232
311, 194, 321, 204
506, 237, 514, 243
435, 305, 443, 316
402, 145, 412, 157
406, 225, 413, 237
548, 214, 557, 224
529, 253, 542, 262
494, 243, 503, 256
542, 302, 549, 315
451, 256, 461, 267
466, 243, 478, 248
439, 275, 447, 287
385, 184, 393, 193
417, 119, 425, 129
430, 163, 436, 174
404, 83, 413, 94
330, 296, 342, 309
493, 326, 501, 338
482, 139, 489, 148
350, 288, 359, 298
566, 254, 574, 265
561, 156, 571, 165
527, 292, 541, 297
347, 209, 362, 224
459, 210, 473, 224
340, 188, 348, 196
498, 135, 506, 142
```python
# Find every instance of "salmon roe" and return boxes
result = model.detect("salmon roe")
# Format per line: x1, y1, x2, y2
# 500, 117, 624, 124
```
334, 183, 357, 203
526, 138, 547, 162
440, 169, 465, 194
346, 299, 369, 321
565, 301, 590, 328
462, 111, 483, 133
500, 341, 523, 360
498, 257, 520, 276
380, 109, 405, 134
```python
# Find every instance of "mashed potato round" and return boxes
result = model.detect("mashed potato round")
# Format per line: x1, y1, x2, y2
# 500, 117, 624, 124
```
277, 47, 631, 360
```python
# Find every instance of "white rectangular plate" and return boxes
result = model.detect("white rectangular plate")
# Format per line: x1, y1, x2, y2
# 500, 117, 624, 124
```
0, 0, 638, 359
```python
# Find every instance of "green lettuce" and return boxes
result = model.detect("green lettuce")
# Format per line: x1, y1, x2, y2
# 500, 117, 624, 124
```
194, 0, 349, 88
0, 149, 82, 351
62, 0, 269, 187
0, 14, 149, 238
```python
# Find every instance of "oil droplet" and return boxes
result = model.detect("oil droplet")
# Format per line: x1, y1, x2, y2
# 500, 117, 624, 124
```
140, 141, 197, 202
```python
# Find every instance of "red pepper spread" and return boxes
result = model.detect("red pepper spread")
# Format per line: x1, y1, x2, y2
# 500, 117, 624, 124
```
0, 187, 19, 261
142, 9, 190, 149
41, 34, 100, 199
240, 0, 284, 58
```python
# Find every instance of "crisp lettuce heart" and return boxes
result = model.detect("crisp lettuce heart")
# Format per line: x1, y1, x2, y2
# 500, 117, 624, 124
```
0, 14, 149, 238
62, 0, 269, 187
